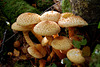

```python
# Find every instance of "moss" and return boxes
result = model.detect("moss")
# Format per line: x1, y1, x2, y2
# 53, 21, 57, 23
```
0, 0, 41, 24
61, 0, 72, 13
89, 44, 100, 67
36, 0, 54, 11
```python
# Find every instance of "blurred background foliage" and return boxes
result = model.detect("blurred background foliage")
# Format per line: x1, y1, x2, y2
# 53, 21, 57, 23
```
0, 0, 100, 67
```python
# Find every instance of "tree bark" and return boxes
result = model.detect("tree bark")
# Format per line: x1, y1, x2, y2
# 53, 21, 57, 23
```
70, 0, 100, 23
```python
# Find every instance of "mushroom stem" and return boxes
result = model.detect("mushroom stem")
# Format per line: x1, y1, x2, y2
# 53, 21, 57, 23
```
68, 27, 75, 38
53, 48, 66, 59
47, 50, 55, 62
31, 30, 43, 43
23, 31, 35, 46
46, 36, 54, 46
39, 59, 46, 67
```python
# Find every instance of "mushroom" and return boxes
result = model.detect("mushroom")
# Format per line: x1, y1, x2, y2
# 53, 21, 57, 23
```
40, 11, 61, 23
39, 59, 46, 67
17, 12, 41, 26
11, 22, 35, 46
11, 22, 32, 31
27, 44, 47, 58
51, 36, 73, 51
33, 20, 60, 36
15, 12, 43, 46
58, 15, 88, 38
66, 49, 85, 64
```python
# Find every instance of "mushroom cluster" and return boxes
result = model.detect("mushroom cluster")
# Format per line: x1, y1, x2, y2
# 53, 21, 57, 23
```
11, 11, 88, 66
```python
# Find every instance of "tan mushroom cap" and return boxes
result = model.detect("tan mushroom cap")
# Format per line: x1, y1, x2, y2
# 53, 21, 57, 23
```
33, 21, 61, 36
11, 22, 33, 31
51, 36, 73, 50
16, 12, 41, 26
27, 46, 43, 58
27, 44, 47, 58
67, 49, 85, 64
58, 16, 88, 27
60, 12, 74, 19
40, 11, 61, 22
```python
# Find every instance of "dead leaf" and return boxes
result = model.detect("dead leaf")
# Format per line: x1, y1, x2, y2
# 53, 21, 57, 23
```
13, 49, 20, 57
82, 46, 90, 57
19, 55, 27, 60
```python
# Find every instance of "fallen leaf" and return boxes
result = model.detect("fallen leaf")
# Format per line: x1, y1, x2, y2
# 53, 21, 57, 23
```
82, 46, 90, 56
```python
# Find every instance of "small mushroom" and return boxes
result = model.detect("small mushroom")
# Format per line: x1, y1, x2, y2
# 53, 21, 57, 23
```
27, 44, 47, 58
67, 49, 85, 64
40, 11, 61, 22
27, 45, 43, 58
51, 36, 73, 50
11, 22, 35, 46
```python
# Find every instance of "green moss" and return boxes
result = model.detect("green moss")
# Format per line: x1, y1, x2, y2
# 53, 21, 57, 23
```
0, 0, 41, 24
36, 0, 54, 11
61, 0, 72, 13
89, 44, 100, 67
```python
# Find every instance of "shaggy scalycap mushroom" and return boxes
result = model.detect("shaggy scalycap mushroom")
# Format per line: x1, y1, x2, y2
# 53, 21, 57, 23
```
40, 11, 61, 22
33, 21, 61, 36
67, 49, 85, 64
16, 12, 41, 26
58, 16, 88, 27
51, 36, 73, 50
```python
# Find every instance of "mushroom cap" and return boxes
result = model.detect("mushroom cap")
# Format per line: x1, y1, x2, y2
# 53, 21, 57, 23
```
51, 36, 73, 50
16, 12, 41, 26
60, 12, 74, 19
27, 46, 43, 58
67, 49, 85, 64
11, 22, 33, 31
58, 16, 88, 27
40, 11, 61, 22
33, 21, 61, 36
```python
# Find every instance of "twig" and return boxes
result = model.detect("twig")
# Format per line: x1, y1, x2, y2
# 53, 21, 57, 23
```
0, 29, 7, 53
5, 33, 17, 43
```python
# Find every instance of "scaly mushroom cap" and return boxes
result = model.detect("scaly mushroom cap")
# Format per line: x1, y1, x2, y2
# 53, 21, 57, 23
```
11, 22, 33, 31
51, 36, 73, 50
40, 11, 61, 22
58, 16, 88, 27
60, 12, 74, 19
33, 21, 61, 36
67, 49, 85, 64
16, 12, 41, 26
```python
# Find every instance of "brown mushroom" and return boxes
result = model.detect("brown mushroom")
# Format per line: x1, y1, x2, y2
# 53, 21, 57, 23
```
11, 22, 32, 31
67, 49, 85, 64
58, 15, 88, 38
17, 12, 41, 26
40, 11, 61, 22
27, 44, 47, 58
14, 12, 43, 46
51, 36, 73, 50
33, 20, 60, 36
